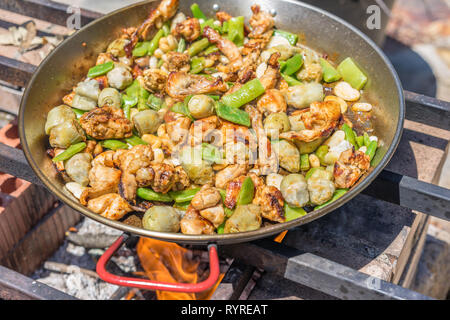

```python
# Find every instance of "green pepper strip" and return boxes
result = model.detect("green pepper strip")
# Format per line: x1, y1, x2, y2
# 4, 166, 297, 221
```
169, 188, 201, 203
282, 54, 304, 76
137, 188, 173, 202
52, 142, 86, 162
87, 61, 114, 78
284, 204, 307, 222
101, 140, 129, 151
365, 140, 377, 161
132, 41, 150, 57
319, 58, 341, 83
314, 189, 348, 210
125, 135, 148, 147
273, 29, 298, 46
201, 18, 222, 33
222, 21, 229, 33
171, 101, 193, 120
227, 16, 245, 46
174, 201, 191, 210
202, 143, 223, 163
215, 102, 251, 127
221, 78, 265, 109
147, 94, 164, 111
281, 73, 302, 86
148, 29, 165, 56
342, 123, 357, 147
177, 38, 186, 53
236, 177, 254, 206
125, 79, 140, 97
190, 3, 207, 20
337, 57, 368, 90
188, 38, 210, 57
315, 145, 329, 166
300, 153, 310, 171
162, 22, 170, 36
203, 45, 218, 55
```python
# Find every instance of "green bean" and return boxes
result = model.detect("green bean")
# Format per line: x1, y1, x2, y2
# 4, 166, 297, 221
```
300, 153, 310, 171
162, 22, 170, 36
227, 16, 245, 46
237, 177, 254, 206
314, 189, 348, 210
281, 73, 302, 86
188, 38, 210, 57
315, 145, 329, 166
190, 3, 207, 20
305, 167, 325, 180
208, 95, 220, 101
282, 54, 304, 76
87, 61, 114, 78
147, 94, 164, 111
125, 80, 140, 97
356, 136, 364, 149
273, 29, 298, 46
365, 140, 378, 161
124, 135, 148, 146
222, 21, 229, 33
123, 104, 131, 120
215, 102, 251, 127
52, 142, 86, 162
319, 58, 341, 83
363, 132, 371, 147
173, 201, 191, 210
342, 123, 357, 147
171, 101, 193, 120
201, 18, 222, 33
218, 189, 226, 202
101, 140, 129, 151
202, 45, 218, 55
190, 56, 205, 74
217, 221, 226, 234
337, 57, 367, 90
132, 41, 149, 57
284, 204, 307, 222
177, 38, 186, 53
147, 29, 165, 56
136, 188, 173, 202
138, 86, 150, 111
169, 188, 201, 203
221, 78, 265, 108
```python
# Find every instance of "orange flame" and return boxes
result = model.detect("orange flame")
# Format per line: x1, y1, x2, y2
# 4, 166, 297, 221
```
137, 237, 200, 300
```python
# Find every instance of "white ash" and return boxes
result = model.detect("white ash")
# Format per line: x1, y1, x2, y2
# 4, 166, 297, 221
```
66, 243, 86, 257
88, 248, 105, 256
111, 255, 137, 273
76, 217, 123, 237
38, 271, 119, 300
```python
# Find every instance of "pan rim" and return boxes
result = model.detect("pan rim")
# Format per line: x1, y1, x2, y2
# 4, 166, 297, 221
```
18, 0, 405, 245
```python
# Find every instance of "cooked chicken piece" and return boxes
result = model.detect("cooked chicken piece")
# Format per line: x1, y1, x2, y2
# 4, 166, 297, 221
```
80, 106, 133, 140
241, 30, 272, 56
172, 17, 201, 42
224, 175, 246, 209
248, 5, 275, 38
236, 49, 260, 83
253, 185, 285, 223
172, 165, 190, 191
280, 100, 342, 142
199, 205, 225, 228
215, 164, 248, 189
203, 26, 243, 76
136, 167, 155, 187
150, 163, 176, 193
62, 91, 75, 107
115, 145, 154, 203
163, 51, 190, 73
257, 88, 287, 115
164, 111, 191, 144
188, 116, 220, 146
180, 206, 215, 234
96, 52, 113, 65
143, 68, 168, 92
259, 52, 280, 90
80, 152, 122, 205
245, 105, 278, 175
191, 184, 222, 210
129, 0, 179, 49
219, 121, 258, 153
87, 193, 132, 220
166, 72, 228, 100
334, 148, 370, 189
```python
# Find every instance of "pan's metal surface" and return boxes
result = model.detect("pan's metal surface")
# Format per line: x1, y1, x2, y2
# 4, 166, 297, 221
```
19, 0, 404, 244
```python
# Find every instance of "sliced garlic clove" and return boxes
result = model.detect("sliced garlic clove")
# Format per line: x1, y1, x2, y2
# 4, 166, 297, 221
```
352, 102, 373, 112
324, 95, 348, 113
325, 130, 345, 148
65, 182, 86, 200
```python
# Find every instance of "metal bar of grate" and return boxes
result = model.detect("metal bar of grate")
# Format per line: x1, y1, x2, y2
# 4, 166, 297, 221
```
221, 239, 432, 300
405, 90, 450, 130
0, 0, 102, 27
0, 56, 36, 87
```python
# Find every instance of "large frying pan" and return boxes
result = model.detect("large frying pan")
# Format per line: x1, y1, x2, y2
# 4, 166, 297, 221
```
19, 0, 404, 291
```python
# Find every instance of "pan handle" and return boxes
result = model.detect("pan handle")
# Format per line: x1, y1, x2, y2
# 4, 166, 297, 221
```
96, 234, 220, 293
